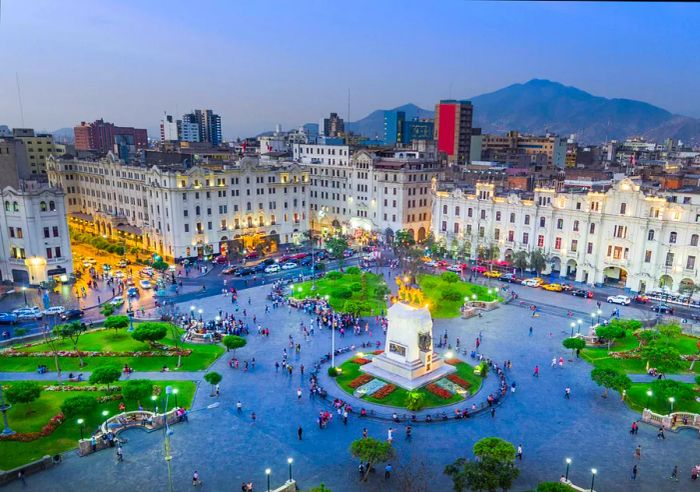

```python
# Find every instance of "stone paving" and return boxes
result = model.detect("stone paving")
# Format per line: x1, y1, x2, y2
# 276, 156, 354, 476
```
2, 271, 699, 491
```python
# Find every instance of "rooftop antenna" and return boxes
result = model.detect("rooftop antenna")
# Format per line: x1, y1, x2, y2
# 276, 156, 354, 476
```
16, 72, 25, 127
347, 88, 351, 129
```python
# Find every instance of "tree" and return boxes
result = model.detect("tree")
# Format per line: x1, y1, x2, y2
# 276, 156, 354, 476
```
5, 382, 42, 414
131, 322, 168, 347
641, 343, 684, 374
394, 229, 416, 250
529, 249, 547, 274
562, 337, 586, 357
650, 379, 695, 404
42, 325, 62, 378
104, 315, 129, 334
203, 371, 222, 396
152, 259, 169, 271
122, 379, 153, 404
350, 437, 395, 482
100, 304, 115, 317
590, 368, 631, 398
383, 228, 394, 246
53, 321, 87, 367
326, 236, 349, 268
89, 366, 121, 391
60, 394, 98, 418
222, 335, 247, 352
512, 251, 529, 275
308, 486, 332, 492
536, 482, 575, 492
472, 437, 516, 462
658, 323, 682, 344
402, 247, 424, 285
595, 324, 626, 350
444, 457, 520, 492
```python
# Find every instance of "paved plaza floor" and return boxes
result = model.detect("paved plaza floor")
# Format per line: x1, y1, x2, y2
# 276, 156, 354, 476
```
3, 271, 698, 491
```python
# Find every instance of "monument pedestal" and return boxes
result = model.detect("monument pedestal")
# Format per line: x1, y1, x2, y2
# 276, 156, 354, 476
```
362, 353, 455, 390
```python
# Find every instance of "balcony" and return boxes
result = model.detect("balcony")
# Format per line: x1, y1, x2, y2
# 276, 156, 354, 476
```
605, 257, 629, 267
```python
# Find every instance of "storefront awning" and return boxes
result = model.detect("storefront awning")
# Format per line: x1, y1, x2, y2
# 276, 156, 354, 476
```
47, 267, 67, 276
116, 224, 143, 235
70, 212, 94, 221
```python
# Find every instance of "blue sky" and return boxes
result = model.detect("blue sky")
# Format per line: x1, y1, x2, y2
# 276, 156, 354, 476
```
0, 0, 698, 138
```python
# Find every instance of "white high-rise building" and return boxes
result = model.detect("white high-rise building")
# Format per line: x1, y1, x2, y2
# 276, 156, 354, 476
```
160, 114, 179, 142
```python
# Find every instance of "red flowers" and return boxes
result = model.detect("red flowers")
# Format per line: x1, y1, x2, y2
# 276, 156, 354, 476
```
447, 374, 471, 389
348, 374, 374, 388
353, 357, 371, 365
426, 383, 452, 399
0, 412, 65, 442
372, 350, 384, 355
371, 384, 396, 399
445, 358, 462, 366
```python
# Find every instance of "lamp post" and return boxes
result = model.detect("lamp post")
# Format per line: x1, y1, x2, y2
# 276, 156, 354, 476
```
287, 457, 293, 482
669, 396, 675, 412
22, 286, 27, 306
570, 322, 576, 337
590, 312, 595, 327
163, 385, 174, 492
198, 309, 203, 322
77, 418, 85, 440
646, 389, 653, 409
596, 309, 602, 324
590, 468, 597, 491
0, 384, 14, 435
577, 319, 582, 334
151, 394, 158, 413
190, 305, 195, 321
565, 458, 572, 481
102, 410, 109, 418
265, 468, 271, 492
173, 388, 179, 408
327, 295, 335, 368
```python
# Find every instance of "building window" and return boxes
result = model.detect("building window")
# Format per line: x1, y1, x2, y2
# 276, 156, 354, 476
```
524, 215, 530, 225
571, 240, 578, 252
184, 224, 189, 233
455, 206, 460, 216
509, 213, 515, 223
442, 205, 447, 214
522, 233, 529, 244
647, 230, 655, 241
669, 232, 677, 244
589, 223, 595, 234
687, 256, 696, 270
441, 221, 447, 232
494, 229, 500, 241
40, 201, 47, 211
478, 226, 484, 238
453, 223, 459, 234
480, 210, 486, 220
508, 230, 514, 242
53, 226, 59, 237
46, 247, 53, 259
556, 219, 563, 230
42, 227, 49, 238
587, 242, 593, 254
496, 211, 501, 221
49, 201, 55, 211
555, 237, 562, 249
613, 225, 627, 239
691, 234, 699, 247
467, 208, 473, 218
573, 220, 579, 232
665, 252, 674, 267
54, 247, 61, 258
620, 203, 627, 214
539, 217, 545, 228
644, 250, 652, 263
537, 235, 544, 248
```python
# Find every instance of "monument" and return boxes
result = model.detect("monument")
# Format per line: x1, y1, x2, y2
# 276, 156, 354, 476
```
361, 280, 455, 390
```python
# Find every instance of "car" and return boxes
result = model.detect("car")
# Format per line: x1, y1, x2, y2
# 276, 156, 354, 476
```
118, 259, 129, 268
521, 278, 543, 287
483, 270, 502, 278
651, 304, 674, 314
499, 273, 521, 283
12, 306, 43, 320
60, 309, 84, 321
110, 296, 124, 307
264, 264, 281, 274
212, 255, 228, 264
343, 249, 354, 258
114, 270, 125, 279
471, 265, 488, 274
314, 251, 328, 260
141, 267, 155, 277
235, 267, 255, 276
102, 264, 112, 272
126, 277, 135, 286
542, 283, 563, 292
424, 260, 438, 268
43, 306, 66, 316
0, 313, 18, 325
446, 264, 463, 273
300, 256, 313, 266
571, 289, 594, 298
561, 284, 574, 292
607, 295, 631, 305
281, 262, 297, 270
634, 295, 650, 304
127, 287, 139, 297
222, 266, 238, 275
139, 279, 152, 289
260, 258, 276, 266
244, 251, 260, 260
291, 252, 308, 260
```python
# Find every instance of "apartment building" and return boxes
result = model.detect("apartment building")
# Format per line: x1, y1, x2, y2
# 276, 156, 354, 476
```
47, 153, 310, 260
478, 131, 567, 169
432, 179, 700, 294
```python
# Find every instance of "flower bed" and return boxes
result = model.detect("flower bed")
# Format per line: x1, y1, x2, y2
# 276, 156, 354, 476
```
354, 379, 386, 398
372, 350, 384, 355
97, 394, 123, 403
0, 413, 65, 442
426, 383, 452, 399
447, 374, 471, 389
1, 348, 192, 358
348, 374, 374, 388
353, 357, 371, 365
445, 358, 462, 366
371, 384, 397, 399
44, 384, 121, 392
436, 378, 466, 395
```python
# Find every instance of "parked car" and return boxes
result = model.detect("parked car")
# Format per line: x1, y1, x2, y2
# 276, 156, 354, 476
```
139, 279, 152, 289
314, 251, 328, 260
244, 251, 260, 260
260, 258, 276, 266
141, 267, 155, 277
127, 287, 139, 298
424, 260, 438, 268
43, 306, 66, 316
281, 262, 298, 270
114, 270, 125, 279
572, 289, 593, 298
60, 309, 84, 321
606, 295, 631, 305
561, 284, 574, 292
342, 249, 354, 258
634, 295, 650, 304
265, 264, 281, 274
222, 266, 238, 275
126, 278, 135, 286
651, 304, 674, 314
300, 256, 313, 266
446, 264, 463, 273
117, 259, 129, 268
291, 252, 308, 260
235, 267, 255, 276
12, 306, 43, 320
521, 278, 543, 287
110, 296, 124, 307
212, 255, 228, 264
0, 313, 18, 325
542, 283, 563, 292
483, 270, 502, 278
499, 273, 521, 283
471, 265, 488, 274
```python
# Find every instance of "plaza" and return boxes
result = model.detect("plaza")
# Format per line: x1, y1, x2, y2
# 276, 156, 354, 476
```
1, 266, 698, 491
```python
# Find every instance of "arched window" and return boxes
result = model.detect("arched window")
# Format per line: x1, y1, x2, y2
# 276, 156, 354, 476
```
669, 231, 677, 244
647, 230, 655, 241
691, 234, 699, 247
258, 215, 264, 226
49, 201, 55, 211
247, 216, 253, 228
40, 201, 47, 212
12, 202, 19, 212
4, 201, 9, 211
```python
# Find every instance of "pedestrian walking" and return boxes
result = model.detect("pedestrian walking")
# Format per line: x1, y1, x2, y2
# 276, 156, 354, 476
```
635, 445, 641, 459
215, 384, 220, 397
362, 428, 368, 438
251, 412, 256, 422
490, 407, 496, 418
236, 401, 242, 413
116, 445, 123, 462
533, 365, 539, 377
297, 388, 302, 400
529, 326, 533, 336
384, 463, 392, 479
657, 427, 665, 439
192, 471, 202, 486
564, 387, 571, 399
551, 357, 557, 367
516, 445, 523, 460
387, 427, 394, 443
297, 426, 303, 440
671, 465, 679, 481
17, 470, 26, 486
631, 464, 638, 480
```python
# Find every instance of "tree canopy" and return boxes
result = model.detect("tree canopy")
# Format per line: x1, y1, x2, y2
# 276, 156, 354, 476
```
326, 236, 349, 260
595, 324, 626, 349
121, 379, 154, 403
4, 381, 42, 408
104, 315, 129, 333
350, 437, 395, 481
562, 337, 586, 354
528, 250, 547, 274
60, 394, 98, 418
590, 368, 631, 398
473, 437, 516, 462
131, 322, 168, 346
222, 335, 247, 352
88, 366, 122, 390
641, 343, 684, 374
444, 456, 520, 492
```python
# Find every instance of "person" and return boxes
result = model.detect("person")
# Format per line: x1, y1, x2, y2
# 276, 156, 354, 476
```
362, 428, 368, 438
635, 445, 641, 459
406, 425, 412, 440
564, 387, 571, 399
236, 401, 242, 413
529, 326, 533, 336
297, 388, 302, 400
516, 445, 523, 460
384, 463, 392, 479
297, 426, 303, 440
490, 407, 496, 418
533, 365, 539, 377
251, 412, 256, 422
358, 462, 365, 478
657, 427, 665, 439
631, 464, 637, 480
671, 465, 679, 482
387, 427, 394, 443
192, 470, 202, 486
116, 444, 123, 462
17, 470, 26, 486
215, 384, 220, 397
91, 435, 97, 452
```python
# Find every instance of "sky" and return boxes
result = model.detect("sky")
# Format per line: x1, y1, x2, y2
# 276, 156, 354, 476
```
0, 0, 698, 139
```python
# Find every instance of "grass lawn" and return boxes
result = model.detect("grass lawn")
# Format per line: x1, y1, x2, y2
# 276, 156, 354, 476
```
335, 357, 483, 409
625, 382, 700, 415
290, 270, 388, 316
416, 273, 501, 318
0, 380, 196, 470
581, 331, 700, 375
0, 326, 224, 372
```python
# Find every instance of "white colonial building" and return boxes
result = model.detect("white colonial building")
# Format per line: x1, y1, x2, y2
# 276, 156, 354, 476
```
432, 179, 700, 294
47, 153, 310, 260
0, 182, 72, 284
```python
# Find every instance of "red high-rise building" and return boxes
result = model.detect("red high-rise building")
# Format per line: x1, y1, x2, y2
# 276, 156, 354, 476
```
434, 100, 473, 164
73, 119, 148, 153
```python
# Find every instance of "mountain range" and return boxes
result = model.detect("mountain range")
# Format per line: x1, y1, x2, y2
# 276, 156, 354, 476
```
344, 79, 700, 145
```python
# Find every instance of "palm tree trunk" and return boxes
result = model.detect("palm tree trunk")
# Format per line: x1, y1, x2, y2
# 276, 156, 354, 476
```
75, 344, 85, 367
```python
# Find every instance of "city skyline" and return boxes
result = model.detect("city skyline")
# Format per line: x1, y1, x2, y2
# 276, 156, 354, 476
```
0, 0, 698, 138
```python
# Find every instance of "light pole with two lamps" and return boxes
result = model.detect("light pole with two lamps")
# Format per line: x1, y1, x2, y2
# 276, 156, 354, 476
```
570, 322, 576, 337
577, 319, 582, 334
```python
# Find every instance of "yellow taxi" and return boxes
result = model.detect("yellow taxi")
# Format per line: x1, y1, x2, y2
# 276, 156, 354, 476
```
483, 270, 503, 278
542, 283, 563, 292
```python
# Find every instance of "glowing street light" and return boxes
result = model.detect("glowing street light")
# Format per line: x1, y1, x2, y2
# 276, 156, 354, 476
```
570, 322, 576, 337
577, 319, 582, 334
265, 468, 272, 492
77, 418, 85, 440
590, 468, 597, 491
565, 458, 572, 481
287, 457, 294, 482
646, 389, 653, 408
669, 396, 675, 412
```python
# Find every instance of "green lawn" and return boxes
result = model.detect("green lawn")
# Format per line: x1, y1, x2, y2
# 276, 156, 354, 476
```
0, 380, 196, 471
625, 382, 700, 415
291, 270, 388, 316
335, 358, 482, 409
416, 273, 501, 318
0, 326, 224, 372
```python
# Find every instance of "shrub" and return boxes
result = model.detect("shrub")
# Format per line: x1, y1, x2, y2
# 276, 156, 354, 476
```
325, 271, 343, 280
440, 271, 460, 283
132, 322, 168, 346
327, 367, 340, 377
104, 315, 129, 332
88, 366, 122, 390
5, 381, 42, 407
348, 374, 373, 388
345, 266, 361, 275
405, 391, 425, 411
440, 286, 463, 302
222, 335, 247, 352
651, 379, 695, 402
420, 279, 437, 290
60, 394, 98, 418
372, 384, 397, 399
100, 304, 115, 317
348, 282, 362, 292
343, 301, 365, 316
332, 287, 352, 299
122, 379, 153, 403
537, 482, 575, 492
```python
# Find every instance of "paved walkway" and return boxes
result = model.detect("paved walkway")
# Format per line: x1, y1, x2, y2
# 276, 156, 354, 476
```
0, 371, 205, 382
628, 373, 698, 384
2, 270, 699, 492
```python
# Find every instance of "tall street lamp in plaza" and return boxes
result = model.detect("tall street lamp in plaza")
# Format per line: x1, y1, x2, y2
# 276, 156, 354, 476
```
590, 312, 596, 327
163, 385, 174, 492
565, 458, 572, 481
151, 394, 158, 413
265, 468, 271, 492
190, 305, 195, 320
198, 309, 203, 322
287, 457, 293, 482
577, 319, 582, 334
596, 309, 602, 324
77, 418, 85, 440
570, 322, 576, 337
173, 388, 179, 408
590, 468, 597, 491
669, 396, 675, 412
326, 295, 336, 368
646, 389, 653, 408
0, 383, 14, 435
22, 286, 28, 305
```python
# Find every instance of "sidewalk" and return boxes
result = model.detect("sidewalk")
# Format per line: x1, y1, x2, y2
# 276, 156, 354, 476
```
628, 373, 698, 384
0, 371, 205, 382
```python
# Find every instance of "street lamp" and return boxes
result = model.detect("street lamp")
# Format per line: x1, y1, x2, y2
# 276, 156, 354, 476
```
577, 319, 582, 334
590, 468, 597, 491
77, 418, 85, 440
102, 410, 109, 418
326, 295, 336, 367
22, 286, 27, 305
163, 385, 174, 492
570, 322, 576, 337
596, 309, 602, 323
198, 308, 203, 322
265, 468, 271, 492
0, 384, 14, 435
646, 389, 653, 408
565, 458, 572, 481
172, 388, 179, 408
590, 312, 595, 327
669, 396, 675, 412
471, 294, 477, 301
151, 394, 158, 412
287, 457, 293, 482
